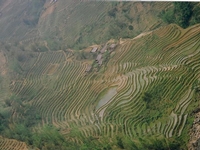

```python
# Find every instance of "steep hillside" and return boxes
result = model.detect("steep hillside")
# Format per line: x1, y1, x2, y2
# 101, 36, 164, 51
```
0, 23, 200, 149
0, 1, 199, 50
0, 0, 45, 41
1, 1, 200, 149
38, 1, 171, 49
0, 0, 171, 49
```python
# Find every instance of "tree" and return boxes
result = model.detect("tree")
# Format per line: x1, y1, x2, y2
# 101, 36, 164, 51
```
116, 136, 124, 149
142, 92, 152, 103
174, 2, 193, 28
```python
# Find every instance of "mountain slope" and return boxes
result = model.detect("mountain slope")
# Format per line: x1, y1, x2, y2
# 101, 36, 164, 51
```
0, 0, 171, 49
0, 23, 199, 149
0, 1, 200, 149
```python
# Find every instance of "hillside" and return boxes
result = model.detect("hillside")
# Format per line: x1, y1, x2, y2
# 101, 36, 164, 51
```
0, 1, 200, 150
0, 0, 171, 49
0, 23, 200, 149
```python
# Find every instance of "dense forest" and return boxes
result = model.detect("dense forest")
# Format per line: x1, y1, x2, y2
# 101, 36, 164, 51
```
160, 2, 200, 28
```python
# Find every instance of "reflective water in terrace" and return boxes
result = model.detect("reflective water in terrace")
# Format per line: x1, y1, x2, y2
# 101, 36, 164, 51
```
96, 87, 117, 110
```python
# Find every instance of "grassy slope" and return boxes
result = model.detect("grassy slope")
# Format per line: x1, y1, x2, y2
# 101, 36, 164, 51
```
0, 1, 170, 49
38, 1, 170, 49
0, 0, 45, 41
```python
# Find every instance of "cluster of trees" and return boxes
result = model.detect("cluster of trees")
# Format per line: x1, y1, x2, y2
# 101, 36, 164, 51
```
1, 124, 72, 150
160, 2, 200, 28
107, 136, 183, 150
173, 2, 193, 28
0, 113, 186, 150
0, 92, 185, 149
136, 137, 183, 150
141, 81, 169, 123
108, 8, 118, 18
1, 99, 185, 150
142, 82, 165, 108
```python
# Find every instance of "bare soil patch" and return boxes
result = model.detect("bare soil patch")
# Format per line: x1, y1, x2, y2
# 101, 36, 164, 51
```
41, 4, 55, 18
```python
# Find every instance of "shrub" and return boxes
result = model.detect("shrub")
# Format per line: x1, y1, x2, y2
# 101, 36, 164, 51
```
116, 136, 124, 149
142, 92, 152, 103
128, 25, 133, 30
108, 8, 117, 18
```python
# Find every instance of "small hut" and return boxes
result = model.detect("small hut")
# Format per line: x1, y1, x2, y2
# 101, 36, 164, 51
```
98, 59, 103, 66
110, 44, 116, 50
96, 54, 102, 62
90, 47, 98, 53
100, 44, 107, 53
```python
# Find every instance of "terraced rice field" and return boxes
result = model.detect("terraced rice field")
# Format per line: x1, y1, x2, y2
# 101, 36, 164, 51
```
7, 24, 200, 144
0, 136, 28, 150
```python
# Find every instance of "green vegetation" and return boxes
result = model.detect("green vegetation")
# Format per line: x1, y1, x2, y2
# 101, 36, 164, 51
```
138, 137, 183, 150
142, 80, 173, 123
3, 24, 199, 149
46, 39, 61, 51
1, 120, 184, 150
1, 123, 75, 150
128, 25, 134, 30
173, 2, 193, 28
116, 136, 125, 149
160, 2, 200, 28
